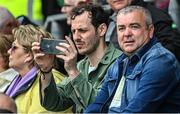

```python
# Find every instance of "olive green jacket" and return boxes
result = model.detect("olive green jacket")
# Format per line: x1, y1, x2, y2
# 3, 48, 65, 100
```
41, 43, 122, 113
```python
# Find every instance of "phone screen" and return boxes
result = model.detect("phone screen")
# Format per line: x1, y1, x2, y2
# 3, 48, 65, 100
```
40, 38, 67, 55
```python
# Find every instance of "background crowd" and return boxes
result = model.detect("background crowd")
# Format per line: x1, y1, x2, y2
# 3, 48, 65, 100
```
0, 0, 180, 113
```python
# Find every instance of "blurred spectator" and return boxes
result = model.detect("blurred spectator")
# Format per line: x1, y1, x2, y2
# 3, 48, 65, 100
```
5, 25, 71, 113
155, 0, 170, 11
0, 92, 17, 113
61, 0, 76, 25
105, 0, 180, 62
60, 0, 92, 26
49, 0, 92, 38
47, 0, 93, 39
0, 0, 43, 25
0, 0, 61, 25
0, 34, 18, 92
42, 0, 63, 20
16, 15, 38, 26
0, 6, 19, 34
168, 0, 180, 32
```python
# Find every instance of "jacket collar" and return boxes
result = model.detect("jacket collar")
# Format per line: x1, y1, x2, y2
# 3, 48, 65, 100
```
83, 42, 120, 65
101, 43, 120, 65
135, 37, 157, 59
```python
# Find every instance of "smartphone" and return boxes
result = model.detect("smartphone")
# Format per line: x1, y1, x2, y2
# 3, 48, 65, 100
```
40, 38, 67, 55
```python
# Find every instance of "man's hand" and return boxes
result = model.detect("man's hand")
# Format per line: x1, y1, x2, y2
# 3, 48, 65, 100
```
32, 41, 54, 72
32, 40, 55, 98
56, 36, 79, 79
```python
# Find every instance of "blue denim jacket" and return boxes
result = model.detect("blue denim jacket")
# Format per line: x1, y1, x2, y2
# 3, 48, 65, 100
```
85, 38, 180, 113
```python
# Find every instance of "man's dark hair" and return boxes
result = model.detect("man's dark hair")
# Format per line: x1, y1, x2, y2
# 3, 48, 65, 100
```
71, 4, 108, 29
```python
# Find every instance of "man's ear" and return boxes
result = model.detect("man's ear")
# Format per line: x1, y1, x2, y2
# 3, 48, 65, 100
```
97, 23, 107, 37
149, 24, 154, 38
24, 53, 33, 63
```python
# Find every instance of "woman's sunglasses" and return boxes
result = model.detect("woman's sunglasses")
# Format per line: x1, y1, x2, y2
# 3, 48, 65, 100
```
10, 45, 19, 52
10, 44, 27, 52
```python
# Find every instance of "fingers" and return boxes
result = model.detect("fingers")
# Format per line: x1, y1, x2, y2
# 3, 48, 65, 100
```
32, 42, 40, 51
56, 45, 70, 61
65, 36, 77, 53
55, 36, 77, 56
32, 42, 45, 59
55, 37, 78, 63
32, 41, 54, 71
56, 45, 69, 55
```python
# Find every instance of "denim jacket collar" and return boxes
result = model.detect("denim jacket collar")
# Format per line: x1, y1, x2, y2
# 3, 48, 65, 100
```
136, 37, 157, 59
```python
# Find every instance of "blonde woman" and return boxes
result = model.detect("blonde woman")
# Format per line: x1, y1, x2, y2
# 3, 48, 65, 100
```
5, 25, 71, 113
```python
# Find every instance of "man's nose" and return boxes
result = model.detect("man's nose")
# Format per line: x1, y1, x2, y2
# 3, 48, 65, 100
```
124, 28, 132, 36
73, 31, 81, 40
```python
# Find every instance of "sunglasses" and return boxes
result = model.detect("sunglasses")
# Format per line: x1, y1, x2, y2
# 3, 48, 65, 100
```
9, 40, 32, 54
10, 45, 19, 52
10, 44, 28, 52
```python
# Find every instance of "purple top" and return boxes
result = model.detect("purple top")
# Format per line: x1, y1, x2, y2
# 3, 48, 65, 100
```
5, 67, 38, 97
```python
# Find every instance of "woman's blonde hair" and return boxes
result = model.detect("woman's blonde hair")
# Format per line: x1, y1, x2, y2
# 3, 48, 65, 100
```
12, 24, 52, 53
12, 24, 53, 66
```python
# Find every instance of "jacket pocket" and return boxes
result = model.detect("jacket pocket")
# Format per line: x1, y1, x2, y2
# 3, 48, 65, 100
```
125, 68, 142, 101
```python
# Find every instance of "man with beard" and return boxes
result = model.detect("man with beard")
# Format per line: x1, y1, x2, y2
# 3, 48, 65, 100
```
32, 4, 121, 113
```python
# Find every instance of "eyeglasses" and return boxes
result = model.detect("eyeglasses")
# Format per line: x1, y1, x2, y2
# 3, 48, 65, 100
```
10, 44, 27, 53
10, 44, 31, 53
10, 45, 19, 52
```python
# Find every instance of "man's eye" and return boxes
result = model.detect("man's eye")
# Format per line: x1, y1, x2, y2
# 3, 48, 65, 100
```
79, 29, 86, 33
118, 27, 125, 31
71, 30, 75, 34
131, 25, 141, 29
